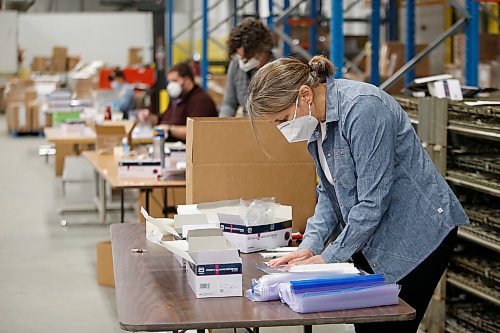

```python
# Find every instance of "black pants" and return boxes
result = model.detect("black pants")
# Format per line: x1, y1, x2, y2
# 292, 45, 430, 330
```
352, 228, 458, 333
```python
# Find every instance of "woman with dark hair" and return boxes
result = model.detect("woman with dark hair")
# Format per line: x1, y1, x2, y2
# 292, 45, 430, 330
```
219, 18, 274, 117
108, 68, 134, 119
246, 55, 469, 333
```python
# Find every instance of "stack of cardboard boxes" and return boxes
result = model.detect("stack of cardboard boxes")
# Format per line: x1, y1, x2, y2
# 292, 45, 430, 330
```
4, 78, 41, 133
31, 46, 80, 73
128, 48, 144, 67
446, 33, 500, 89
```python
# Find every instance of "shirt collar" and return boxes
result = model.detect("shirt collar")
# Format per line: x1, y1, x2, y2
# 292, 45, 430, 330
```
308, 76, 338, 143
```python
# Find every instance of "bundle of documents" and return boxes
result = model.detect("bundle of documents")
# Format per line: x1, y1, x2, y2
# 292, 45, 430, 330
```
278, 274, 400, 314
245, 263, 360, 302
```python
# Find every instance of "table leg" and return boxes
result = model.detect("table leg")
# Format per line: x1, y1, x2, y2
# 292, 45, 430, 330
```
197, 330, 205, 333
99, 175, 107, 224
54, 142, 72, 177
163, 187, 168, 217
303, 325, 312, 333
145, 189, 151, 212
120, 189, 124, 223
253, 328, 260, 333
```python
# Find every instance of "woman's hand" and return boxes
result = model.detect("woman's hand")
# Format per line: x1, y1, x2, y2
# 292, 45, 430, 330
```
269, 248, 314, 266
293, 255, 326, 265
138, 109, 150, 123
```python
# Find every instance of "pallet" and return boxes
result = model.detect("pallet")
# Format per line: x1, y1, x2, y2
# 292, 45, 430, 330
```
8, 130, 44, 138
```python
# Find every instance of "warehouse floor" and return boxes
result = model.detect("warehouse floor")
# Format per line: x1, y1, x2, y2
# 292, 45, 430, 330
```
0, 114, 358, 332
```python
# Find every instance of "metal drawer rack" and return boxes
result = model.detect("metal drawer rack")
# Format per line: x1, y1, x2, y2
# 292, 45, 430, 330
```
396, 97, 500, 333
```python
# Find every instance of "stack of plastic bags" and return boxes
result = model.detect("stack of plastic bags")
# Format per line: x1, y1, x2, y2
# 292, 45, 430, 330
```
246, 263, 400, 314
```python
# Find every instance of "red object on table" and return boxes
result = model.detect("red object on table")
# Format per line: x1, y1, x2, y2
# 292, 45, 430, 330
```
99, 67, 155, 89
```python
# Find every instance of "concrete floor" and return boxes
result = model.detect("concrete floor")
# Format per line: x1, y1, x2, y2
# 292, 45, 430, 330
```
0, 114, 354, 333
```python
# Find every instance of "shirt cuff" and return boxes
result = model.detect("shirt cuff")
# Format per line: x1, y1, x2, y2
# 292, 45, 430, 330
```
298, 236, 324, 256
321, 241, 354, 263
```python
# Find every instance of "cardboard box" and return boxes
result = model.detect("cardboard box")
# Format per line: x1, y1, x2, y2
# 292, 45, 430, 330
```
177, 199, 293, 253
6, 102, 30, 132
51, 59, 67, 73
186, 118, 316, 233
73, 78, 94, 100
67, 56, 79, 71
52, 46, 68, 60
128, 48, 144, 67
208, 75, 227, 108
137, 187, 186, 222
29, 102, 46, 132
96, 241, 115, 287
31, 56, 50, 72
454, 34, 500, 65
162, 228, 242, 298
369, 42, 430, 78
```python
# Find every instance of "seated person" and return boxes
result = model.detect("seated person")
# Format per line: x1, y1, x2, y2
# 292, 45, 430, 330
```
108, 68, 134, 119
140, 62, 217, 141
219, 18, 274, 117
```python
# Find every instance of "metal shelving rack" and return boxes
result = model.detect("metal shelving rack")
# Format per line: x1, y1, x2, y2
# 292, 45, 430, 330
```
396, 96, 500, 333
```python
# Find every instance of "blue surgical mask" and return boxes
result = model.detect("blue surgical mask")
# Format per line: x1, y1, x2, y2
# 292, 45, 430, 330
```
111, 81, 122, 91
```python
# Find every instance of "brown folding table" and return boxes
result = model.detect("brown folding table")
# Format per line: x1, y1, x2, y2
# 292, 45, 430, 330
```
110, 224, 415, 332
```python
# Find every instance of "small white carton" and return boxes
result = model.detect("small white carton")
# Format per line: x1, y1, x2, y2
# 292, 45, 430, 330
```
141, 207, 177, 244
118, 160, 162, 179
161, 228, 242, 298
177, 200, 293, 253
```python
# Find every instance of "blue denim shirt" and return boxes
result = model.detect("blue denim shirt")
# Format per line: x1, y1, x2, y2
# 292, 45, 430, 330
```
298, 78, 469, 283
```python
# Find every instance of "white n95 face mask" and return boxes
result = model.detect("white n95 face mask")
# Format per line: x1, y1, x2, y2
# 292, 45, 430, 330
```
239, 57, 260, 72
277, 98, 319, 143
167, 81, 182, 98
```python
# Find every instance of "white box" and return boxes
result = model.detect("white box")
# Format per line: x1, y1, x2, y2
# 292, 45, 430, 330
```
118, 160, 161, 179
160, 228, 242, 298
218, 213, 292, 253
186, 261, 242, 298
427, 79, 463, 101
177, 200, 293, 253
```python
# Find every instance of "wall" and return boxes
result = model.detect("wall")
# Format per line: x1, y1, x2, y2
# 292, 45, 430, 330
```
18, 12, 153, 68
0, 11, 18, 74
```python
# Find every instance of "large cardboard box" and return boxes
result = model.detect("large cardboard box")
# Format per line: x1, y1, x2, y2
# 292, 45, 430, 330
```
67, 56, 79, 71
52, 46, 68, 60
128, 48, 144, 67
96, 241, 115, 287
186, 118, 316, 232
31, 56, 50, 72
454, 34, 500, 65
6, 102, 30, 132
51, 59, 67, 73
137, 187, 186, 223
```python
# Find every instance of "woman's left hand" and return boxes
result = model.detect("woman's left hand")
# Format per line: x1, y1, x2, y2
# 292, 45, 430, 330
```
291, 255, 326, 265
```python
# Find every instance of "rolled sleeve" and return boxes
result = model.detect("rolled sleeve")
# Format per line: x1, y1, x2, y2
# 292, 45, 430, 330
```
299, 180, 340, 256
322, 96, 395, 263
219, 60, 239, 117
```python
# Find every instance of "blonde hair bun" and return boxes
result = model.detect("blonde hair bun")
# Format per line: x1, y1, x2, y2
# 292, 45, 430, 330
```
308, 55, 335, 83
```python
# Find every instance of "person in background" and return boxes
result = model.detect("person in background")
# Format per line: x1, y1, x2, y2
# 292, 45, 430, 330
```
246, 55, 469, 333
140, 61, 217, 141
108, 68, 134, 119
219, 18, 274, 117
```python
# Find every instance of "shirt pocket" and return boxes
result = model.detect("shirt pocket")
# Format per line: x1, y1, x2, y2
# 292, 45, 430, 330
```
333, 148, 357, 189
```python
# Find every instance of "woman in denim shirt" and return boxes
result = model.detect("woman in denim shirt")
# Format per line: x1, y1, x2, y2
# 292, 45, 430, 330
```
246, 56, 468, 333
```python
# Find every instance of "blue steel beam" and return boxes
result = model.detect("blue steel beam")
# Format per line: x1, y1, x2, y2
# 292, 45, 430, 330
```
166, 0, 173, 69
283, 0, 291, 56
465, 0, 479, 86
309, 0, 318, 55
371, 0, 381, 85
201, 0, 208, 90
387, 0, 398, 41
330, 0, 344, 79
267, 0, 274, 30
233, 0, 238, 28
405, 0, 416, 85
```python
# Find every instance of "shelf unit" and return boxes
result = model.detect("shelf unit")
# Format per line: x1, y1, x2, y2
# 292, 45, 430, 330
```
396, 96, 500, 333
